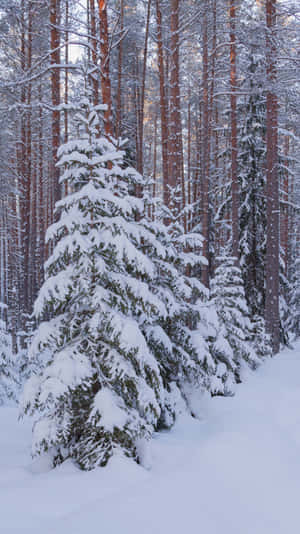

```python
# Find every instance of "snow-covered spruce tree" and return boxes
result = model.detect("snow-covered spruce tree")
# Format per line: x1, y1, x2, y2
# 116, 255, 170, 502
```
20, 101, 215, 469
0, 318, 18, 405
20, 103, 169, 469
210, 257, 261, 392
143, 187, 220, 412
238, 46, 266, 318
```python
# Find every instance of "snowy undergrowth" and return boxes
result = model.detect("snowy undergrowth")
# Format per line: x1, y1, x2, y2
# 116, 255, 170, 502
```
1, 341, 300, 533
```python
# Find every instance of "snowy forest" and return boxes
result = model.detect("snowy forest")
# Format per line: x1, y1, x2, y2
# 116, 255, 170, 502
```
0, 0, 300, 480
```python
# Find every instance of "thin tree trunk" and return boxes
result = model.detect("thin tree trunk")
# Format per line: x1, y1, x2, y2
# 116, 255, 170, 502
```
19, 0, 27, 321
265, 0, 279, 353
155, 0, 169, 208
230, 0, 239, 260
281, 134, 289, 274
169, 0, 184, 212
90, 0, 99, 106
98, 0, 113, 137
50, 0, 61, 209
64, 0, 69, 196
137, 0, 151, 175
26, 0, 33, 312
201, 3, 210, 287
116, 0, 124, 139
187, 86, 191, 232
38, 82, 44, 289
152, 108, 158, 220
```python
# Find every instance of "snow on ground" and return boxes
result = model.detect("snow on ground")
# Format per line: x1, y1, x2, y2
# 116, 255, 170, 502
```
1, 342, 300, 533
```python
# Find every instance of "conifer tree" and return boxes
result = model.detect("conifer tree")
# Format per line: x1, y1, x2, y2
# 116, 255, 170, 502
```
0, 319, 18, 405
238, 48, 266, 317
20, 101, 215, 469
210, 257, 261, 393
21, 102, 165, 468
147, 188, 221, 405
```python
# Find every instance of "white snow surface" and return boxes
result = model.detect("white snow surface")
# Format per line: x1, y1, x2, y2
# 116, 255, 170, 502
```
2, 342, 300, 533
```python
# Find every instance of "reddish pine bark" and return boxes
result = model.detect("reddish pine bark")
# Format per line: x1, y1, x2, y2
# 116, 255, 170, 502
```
64, 0, 69, 196
230, 0, 239, 260
90, 0, 99, 106
169, 0, 184, 211
265, 0, 280, 354
38, 83, 45, 289
116, 0, 124, 139
98, 0, 113, 137
50, 0, 61, 207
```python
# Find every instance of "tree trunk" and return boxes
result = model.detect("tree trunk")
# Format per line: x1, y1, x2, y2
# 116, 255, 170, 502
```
281, 133, 289, 275
50, 0, 61, 209
137, 0, 151, 176
90, 0, 99, 106
230, 0, 239, 260
265, 0, 280, 354
98, 0, 113, 137
155, 0, 169, 208
201, 3, 210, 287
169, 0, 184, 214
116, 0, 124, 139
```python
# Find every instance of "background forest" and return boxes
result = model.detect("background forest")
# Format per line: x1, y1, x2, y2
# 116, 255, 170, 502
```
0, 0, 299, 468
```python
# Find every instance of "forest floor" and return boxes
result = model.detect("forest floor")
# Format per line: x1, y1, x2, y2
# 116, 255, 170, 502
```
1, 341, 300, 534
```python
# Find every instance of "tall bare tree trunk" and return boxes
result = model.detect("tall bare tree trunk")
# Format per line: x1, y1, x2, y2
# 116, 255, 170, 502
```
90, 0, 99, 106
169, 0, 184, 214
265, 0, 280, 353
230, 0, 239, 260
19, 0, 27, 322
187, 86, 192, 232
38, 83, 44, 290
281, 134, 289, 275
98, 0, 113, 137
155, 0, 169, 208
50, 0, 61, 209
137, 0, 151, 175
26, 0, 34, 311
116, 0, 124, 139
201, 3, 210, 287
64, 0, 69, 196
